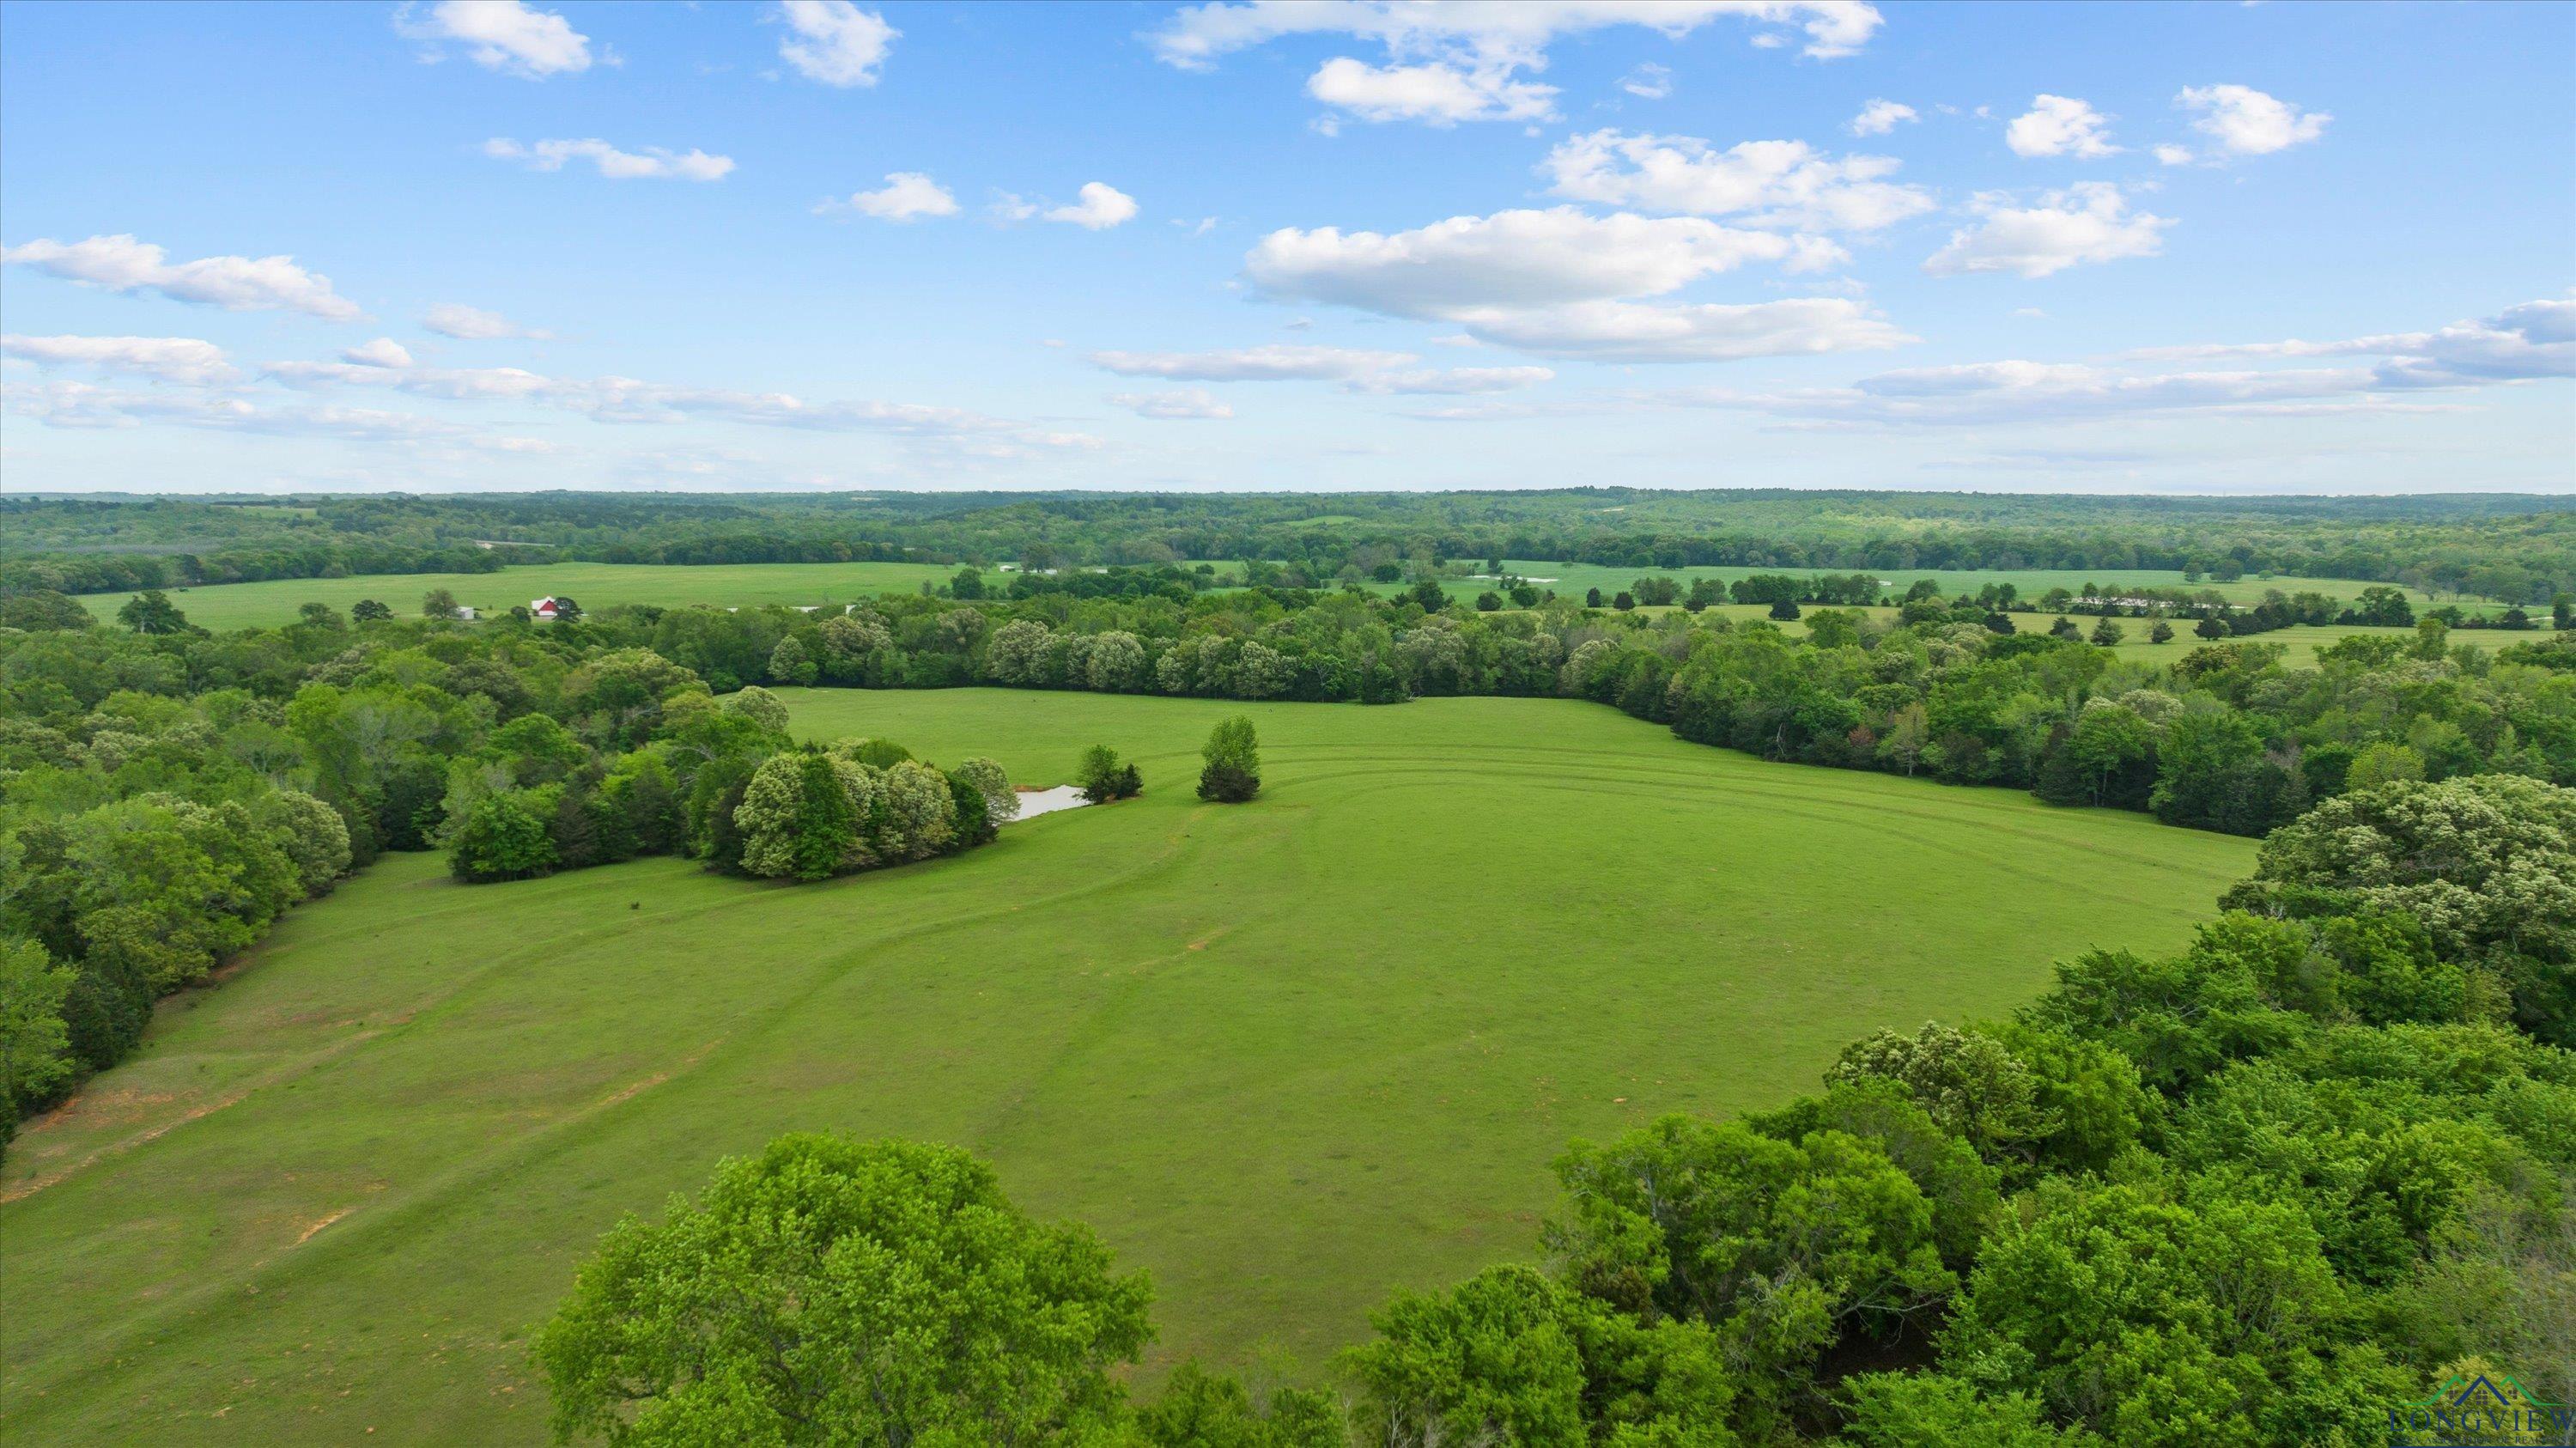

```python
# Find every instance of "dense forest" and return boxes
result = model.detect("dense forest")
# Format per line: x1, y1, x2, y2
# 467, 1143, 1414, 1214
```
7, 490, 2573, 606
4, 576, 2569, 1443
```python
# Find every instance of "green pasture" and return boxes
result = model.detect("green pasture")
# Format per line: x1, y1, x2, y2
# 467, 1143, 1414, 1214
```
76, 561, 959, 631
1544, 606, 2473, 670
2099, 622, 2491, 669
1398, 561, 2485, 612
1, 692, 2257, 1445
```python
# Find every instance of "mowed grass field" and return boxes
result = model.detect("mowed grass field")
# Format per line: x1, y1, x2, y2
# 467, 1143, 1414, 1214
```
1, 692, 2257, 1445
75, 560, 959, 631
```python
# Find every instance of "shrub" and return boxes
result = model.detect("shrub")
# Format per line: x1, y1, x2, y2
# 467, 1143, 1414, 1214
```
1078, 745, 1143, 803
448, 790, 558, 882
1197, 716, 1261, 803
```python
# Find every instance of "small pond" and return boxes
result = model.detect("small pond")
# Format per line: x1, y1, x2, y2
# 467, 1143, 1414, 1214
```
1008, 785, 1092, 821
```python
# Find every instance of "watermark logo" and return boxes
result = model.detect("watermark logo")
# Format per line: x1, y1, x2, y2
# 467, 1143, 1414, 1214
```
2390, 1373, 2572, 1447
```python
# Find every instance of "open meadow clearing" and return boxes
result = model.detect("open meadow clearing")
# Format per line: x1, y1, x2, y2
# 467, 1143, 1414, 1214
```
72, 561, 961, 631
0, 691, 2256, 1445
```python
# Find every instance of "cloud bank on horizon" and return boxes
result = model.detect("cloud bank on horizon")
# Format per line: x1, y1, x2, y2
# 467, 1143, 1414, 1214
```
0, 0, 2567, 495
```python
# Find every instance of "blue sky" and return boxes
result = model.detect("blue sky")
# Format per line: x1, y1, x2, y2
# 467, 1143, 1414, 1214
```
3, 0, 2569, 495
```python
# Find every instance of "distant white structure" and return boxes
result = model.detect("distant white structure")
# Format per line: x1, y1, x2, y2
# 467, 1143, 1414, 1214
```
530, 596, 563, 620
453, 605, 477, 621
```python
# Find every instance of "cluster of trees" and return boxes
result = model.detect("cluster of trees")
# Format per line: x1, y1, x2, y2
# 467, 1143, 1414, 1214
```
14, 490, 2572, 608
431, 681, 1012, 890
0, 778, 351, 1141
1606, 616, 2572, 837
1725, 572, 1888, 608
0, 605, 1020, 1148
1078, 745, 1145, 804
531, 774, 2576, 1445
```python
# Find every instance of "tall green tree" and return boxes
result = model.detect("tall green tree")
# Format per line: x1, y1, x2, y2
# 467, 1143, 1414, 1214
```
114, 589, 191, 635
2231, 776, 2576, 1043
447, 791, 558, 882
1198, 715, 1261, 803
735, 750, 861, 881
1344, 1264, 1733, 1448
532, 1135, 1152, 1446
0, 938, 77, 1139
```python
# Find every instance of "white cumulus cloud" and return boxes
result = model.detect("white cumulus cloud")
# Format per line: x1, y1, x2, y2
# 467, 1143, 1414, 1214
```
1046, 183, 1138, 229
485, 137, 735, 181
1542, 131, 1934, 232
1245, 206, 1908, 362
1345, 366, 1555, 394
1849, 99, 1916, 137
1, 333, 240, 386
423, 303, 550, 339
2005, 94, 2118, 158
2124, 296, 2573, 386
1923, 183, 2168, 278
1153, 3, 1878, 132
232, 350, 1107, 455
1091, 344, 1418, 380
1672, 296, 2571, 430
342, 338, 415, 368
776, 1, 896, 88
1247, 208, 1797, 315
1149, 2, 1885, 70
825, 172, 958, 221
1457, 297, 1909, 362
2177, 84, 2330, 156
1621, 63, 1673, 100
1307, 57, 1556, 125
1, 234, 364, 320
1109, 388, 1235, 418
395, 0, 592, 78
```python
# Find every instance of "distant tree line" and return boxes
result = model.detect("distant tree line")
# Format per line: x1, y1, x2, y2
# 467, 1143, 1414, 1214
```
9, 490, 2571, 605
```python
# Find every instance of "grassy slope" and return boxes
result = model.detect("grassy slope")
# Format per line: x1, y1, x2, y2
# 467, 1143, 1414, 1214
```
76, 561, 960, 630
1, 693, 2254, 1445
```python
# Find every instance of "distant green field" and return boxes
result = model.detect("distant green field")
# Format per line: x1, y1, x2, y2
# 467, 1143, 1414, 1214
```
1403, 561, 2476, 611
1522, 605, 2471, 670
76, 561, 960, 630
79, 555, 2497, 636
2101, 622, 2466, 669
0, 691, 2256, 1445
